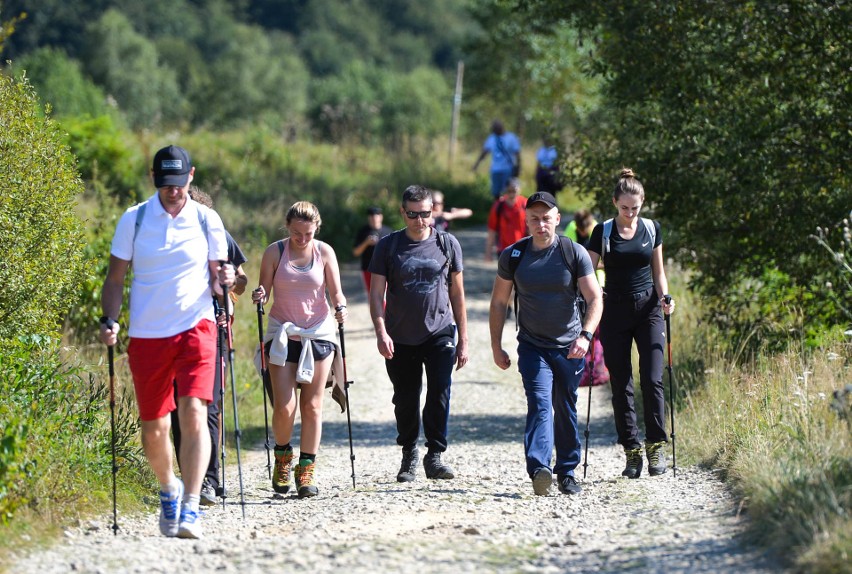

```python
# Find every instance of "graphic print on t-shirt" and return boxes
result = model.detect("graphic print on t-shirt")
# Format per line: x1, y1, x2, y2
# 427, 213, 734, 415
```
401, 255, 443, 294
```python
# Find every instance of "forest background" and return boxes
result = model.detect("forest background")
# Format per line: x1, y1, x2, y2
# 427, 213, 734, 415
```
0, 0, 849, 572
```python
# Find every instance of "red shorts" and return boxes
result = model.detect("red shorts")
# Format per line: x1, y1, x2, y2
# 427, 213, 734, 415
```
128, 319, 216, 421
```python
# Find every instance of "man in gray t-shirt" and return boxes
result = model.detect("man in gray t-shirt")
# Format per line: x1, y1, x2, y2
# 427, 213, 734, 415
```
489, 192, 602, 497
369, 185, 469, 483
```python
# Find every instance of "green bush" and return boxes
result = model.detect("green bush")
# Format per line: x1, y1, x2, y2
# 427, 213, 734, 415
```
0, 72, 86, 345
59, 114, 144, 199
0, 335, 144, 524
9, 46, 111, 119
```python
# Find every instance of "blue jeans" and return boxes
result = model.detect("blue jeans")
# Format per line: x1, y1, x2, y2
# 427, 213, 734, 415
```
490, 169, 513, 199
517, 340, 583, 478
385, 325, 456, 453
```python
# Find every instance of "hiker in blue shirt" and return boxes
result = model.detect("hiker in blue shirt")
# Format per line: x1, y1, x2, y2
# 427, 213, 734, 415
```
473, 120, 522, 200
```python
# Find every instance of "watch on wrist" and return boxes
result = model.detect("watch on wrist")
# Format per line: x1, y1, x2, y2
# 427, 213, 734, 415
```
580, 330, 593, 342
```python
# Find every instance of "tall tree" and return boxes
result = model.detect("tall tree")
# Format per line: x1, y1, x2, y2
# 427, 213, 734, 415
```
514, 0, 851, 343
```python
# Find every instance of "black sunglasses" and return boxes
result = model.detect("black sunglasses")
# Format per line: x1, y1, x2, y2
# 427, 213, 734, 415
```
405, 210, 432, 219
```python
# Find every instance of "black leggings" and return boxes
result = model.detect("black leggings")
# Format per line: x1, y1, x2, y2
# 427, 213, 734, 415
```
599, 288, 667, 450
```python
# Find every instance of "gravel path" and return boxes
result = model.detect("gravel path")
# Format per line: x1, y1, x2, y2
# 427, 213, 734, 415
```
10, 228, 782, 573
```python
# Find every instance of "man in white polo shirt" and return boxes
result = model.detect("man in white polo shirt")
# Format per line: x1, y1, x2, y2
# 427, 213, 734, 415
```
99, 145, 235, 540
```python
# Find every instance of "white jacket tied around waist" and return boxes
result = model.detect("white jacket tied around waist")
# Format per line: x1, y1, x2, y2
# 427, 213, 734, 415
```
254, 314, 349, 412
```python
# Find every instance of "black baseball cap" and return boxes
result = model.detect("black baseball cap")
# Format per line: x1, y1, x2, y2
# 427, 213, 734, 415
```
366, 206, 383, 215
152, 145, 192, 188
527, 191, 558, 209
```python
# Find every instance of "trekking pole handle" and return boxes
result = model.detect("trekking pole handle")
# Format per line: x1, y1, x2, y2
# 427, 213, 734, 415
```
663, 294, 672, 305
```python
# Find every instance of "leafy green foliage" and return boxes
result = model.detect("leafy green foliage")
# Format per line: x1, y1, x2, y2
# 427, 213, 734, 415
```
3, 0, 478, 135
8, 46, 110, 118
0, 72, 86, 344
310, 62, 451, 147
515, 0, 851, 347
0, 335, 144, 523
58, 114, 143, 198
82, 9, 185, 128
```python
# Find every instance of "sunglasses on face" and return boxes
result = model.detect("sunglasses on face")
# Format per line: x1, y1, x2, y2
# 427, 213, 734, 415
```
405, 210, 432, 219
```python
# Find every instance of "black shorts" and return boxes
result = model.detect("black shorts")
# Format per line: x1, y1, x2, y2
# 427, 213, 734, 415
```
264, 339, 335, 364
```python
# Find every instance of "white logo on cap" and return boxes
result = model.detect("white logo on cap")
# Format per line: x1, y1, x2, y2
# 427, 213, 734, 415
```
511, 249, 521, 257
161, 160, 183, 169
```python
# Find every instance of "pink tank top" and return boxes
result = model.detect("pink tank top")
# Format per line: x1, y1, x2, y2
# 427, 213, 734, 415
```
269, 239, 329, 332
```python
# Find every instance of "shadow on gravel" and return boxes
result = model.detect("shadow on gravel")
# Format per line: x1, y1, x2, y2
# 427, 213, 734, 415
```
238, 397, 619, 451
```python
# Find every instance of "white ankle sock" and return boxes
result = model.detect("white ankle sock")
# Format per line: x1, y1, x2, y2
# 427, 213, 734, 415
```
160, 476, 180, 494
182, 494, 200, 513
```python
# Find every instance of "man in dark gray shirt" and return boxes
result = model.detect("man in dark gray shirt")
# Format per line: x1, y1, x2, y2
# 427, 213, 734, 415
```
489, 192, 602, 496
369, 185, 469, 482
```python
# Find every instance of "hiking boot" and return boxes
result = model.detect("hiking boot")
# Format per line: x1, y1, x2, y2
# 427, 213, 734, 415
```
423, 452, 455, 480
158, 479, 183, 537
397, 447, 419, 482
272, 447, 294, 494
295, 461, 319, 498
646, 441, 668, 476
199, 478, 217, 507
177, 505, 203, 539
532, 467, 552, 496
622, 447, 643, 479
557, 475, 582, 495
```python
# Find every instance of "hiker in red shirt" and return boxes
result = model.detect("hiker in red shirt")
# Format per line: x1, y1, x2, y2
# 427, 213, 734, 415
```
486, 178, 528, 261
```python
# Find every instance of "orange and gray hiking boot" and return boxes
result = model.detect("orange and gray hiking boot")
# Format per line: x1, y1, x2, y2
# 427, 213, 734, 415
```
622, 447, 643, 479
646, 441, 668, 476
272, 447, 294, 494
295, 460, 318, 498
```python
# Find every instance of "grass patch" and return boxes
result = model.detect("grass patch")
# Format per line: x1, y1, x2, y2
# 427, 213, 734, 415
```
679, 335, 851, 572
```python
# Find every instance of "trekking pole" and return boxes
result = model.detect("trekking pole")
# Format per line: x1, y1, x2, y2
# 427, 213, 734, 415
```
582, 333, 595, 480
213, 297, 228, 511
105, 322, 119, 536
664, 295, 677, 477
222, 283, 246, 520
336, 307, 356, 489
255, 300, 273, 480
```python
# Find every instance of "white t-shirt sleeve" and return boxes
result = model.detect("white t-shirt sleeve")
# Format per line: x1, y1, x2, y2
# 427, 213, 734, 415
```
110, 206, 139, 261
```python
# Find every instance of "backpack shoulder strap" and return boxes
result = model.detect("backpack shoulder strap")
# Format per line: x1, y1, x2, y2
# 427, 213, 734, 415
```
602, 218, 614, 264
557, 236, 579, 292
640, 217, 656, 245
507, 237, 531, 279
384, 230, 404, 288
435, 229, 454, 288
508, 237, 531, 331
133, 202, 147, 245
272, 239, 286, 278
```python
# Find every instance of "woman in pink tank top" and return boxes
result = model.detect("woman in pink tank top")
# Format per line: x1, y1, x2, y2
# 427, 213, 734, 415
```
251, 201, 347, 498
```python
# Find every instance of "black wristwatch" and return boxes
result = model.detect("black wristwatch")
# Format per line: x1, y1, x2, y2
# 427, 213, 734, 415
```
579, 330, 594, 342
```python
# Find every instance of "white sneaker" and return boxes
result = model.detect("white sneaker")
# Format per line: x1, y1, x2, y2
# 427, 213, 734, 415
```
158, 479, 184, 537
177, 505, 204, 539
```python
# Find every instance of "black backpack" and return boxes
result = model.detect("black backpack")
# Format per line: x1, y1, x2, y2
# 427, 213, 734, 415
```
384, 228, 455, 289
506, 235, 583, 329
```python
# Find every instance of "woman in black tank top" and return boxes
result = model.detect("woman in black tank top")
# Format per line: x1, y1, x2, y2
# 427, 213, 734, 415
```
587, 168, 676, 479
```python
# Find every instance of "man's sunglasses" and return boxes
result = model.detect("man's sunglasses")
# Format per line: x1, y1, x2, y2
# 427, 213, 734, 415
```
405, 210, 432, 219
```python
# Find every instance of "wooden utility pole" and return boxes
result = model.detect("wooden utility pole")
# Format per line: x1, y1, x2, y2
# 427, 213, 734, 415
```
448, 61, 464, 171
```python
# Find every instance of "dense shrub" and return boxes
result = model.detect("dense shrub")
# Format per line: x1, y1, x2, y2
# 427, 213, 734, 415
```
0, 72, 86, 345
0, 335, 144, 523
9, 46, 111, 118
